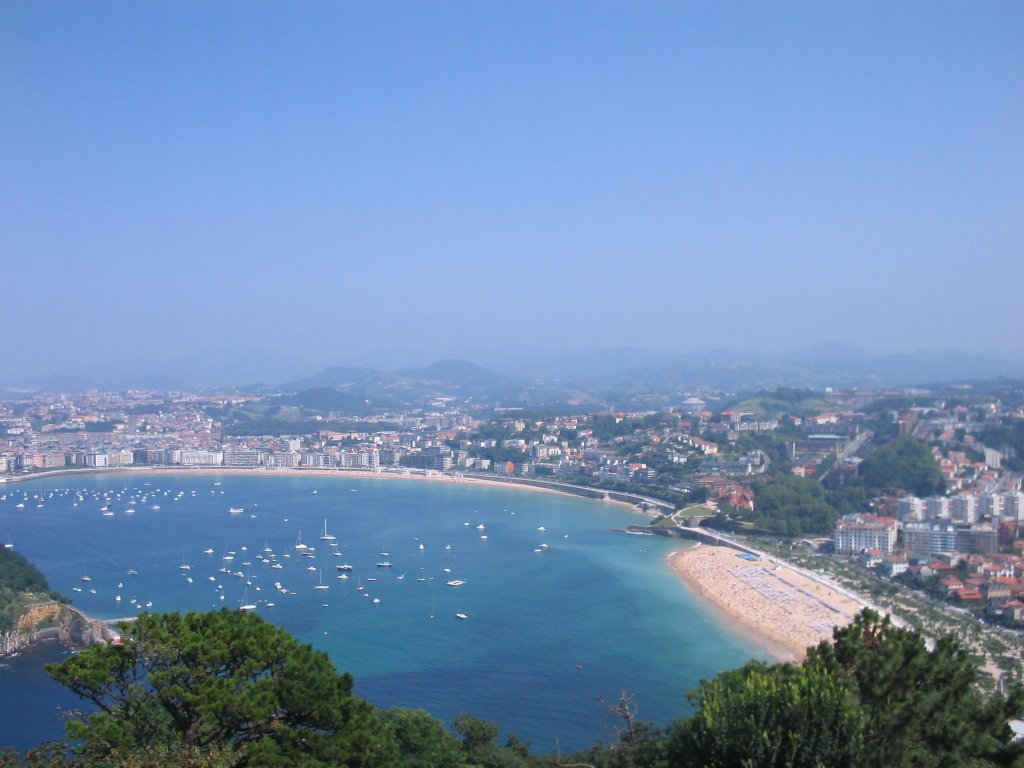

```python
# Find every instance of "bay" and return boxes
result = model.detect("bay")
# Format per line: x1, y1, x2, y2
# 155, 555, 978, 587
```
0, 472, 763, 754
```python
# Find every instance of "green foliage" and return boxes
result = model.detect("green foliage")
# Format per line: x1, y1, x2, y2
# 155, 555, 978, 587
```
726, 389, 833, 420
451, 714, 532, 768
742, 475, 839, 535
856, 437, 944, 496
588, 415, 665, 442
0, 741, 238, 767
275, 388, 380, 415
666, 661, 862, 768
979, 422, 1024, 472
825, 485, 870, 517
805, 609, 1024, 768
19, 605, 1024, 768
226, 417, 400, 437
46, 610, 400, 768
379, 709, 465, 768
0, 548, 65, 632
472, 446, 529, 466
564, 693, 666, 768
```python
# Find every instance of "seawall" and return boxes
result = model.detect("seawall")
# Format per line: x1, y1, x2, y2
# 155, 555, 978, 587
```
625, 524, 760, 555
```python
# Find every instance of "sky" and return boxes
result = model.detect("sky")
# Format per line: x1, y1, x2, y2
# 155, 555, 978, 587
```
2, 2, 1022, 382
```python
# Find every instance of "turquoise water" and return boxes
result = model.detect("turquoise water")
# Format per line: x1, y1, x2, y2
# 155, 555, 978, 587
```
0, 473, 762, 754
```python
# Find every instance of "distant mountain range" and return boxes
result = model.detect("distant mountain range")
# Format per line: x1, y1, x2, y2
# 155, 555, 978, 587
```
275, 344, 1024, 413
4, 343, 1022, 403
460, 343, 1021, 395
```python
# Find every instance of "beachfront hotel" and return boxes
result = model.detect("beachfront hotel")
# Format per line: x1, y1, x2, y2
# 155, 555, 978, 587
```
833, 513, 897, 556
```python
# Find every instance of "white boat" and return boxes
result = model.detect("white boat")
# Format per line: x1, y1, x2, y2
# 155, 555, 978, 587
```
228, 507, 244, 515
336, 564, 353, 571
455, 613, 468, 620
81, 576, 92, 582
294, 532, 307, 551
446, 580, 466, 587
203, 548, 214, 555
376, 561, 392, 568
314, 570, 330, 590
320, 519, 336, 542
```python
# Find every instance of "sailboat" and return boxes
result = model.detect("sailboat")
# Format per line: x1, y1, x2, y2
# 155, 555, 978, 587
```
320, 518, 336, 542
294, 531, 307, 551
239, 586, 257, 611
314, 570, 330, 590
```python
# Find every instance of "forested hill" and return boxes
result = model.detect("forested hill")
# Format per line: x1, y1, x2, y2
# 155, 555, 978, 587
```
0, 547, 64, 632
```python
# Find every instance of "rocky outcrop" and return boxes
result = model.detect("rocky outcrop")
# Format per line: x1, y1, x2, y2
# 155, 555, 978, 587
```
16, 601, 61, 631
1, 601, 105, 658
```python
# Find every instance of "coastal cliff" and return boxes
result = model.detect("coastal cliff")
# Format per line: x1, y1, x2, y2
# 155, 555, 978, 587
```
0, 601, 100, 658
1, 547, 100, 658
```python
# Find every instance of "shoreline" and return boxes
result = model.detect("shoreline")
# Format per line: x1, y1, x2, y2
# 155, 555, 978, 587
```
3, 466, 652, 516
2, 466, 655, 514
667, 544, 872, 663
6, 467, 834, 664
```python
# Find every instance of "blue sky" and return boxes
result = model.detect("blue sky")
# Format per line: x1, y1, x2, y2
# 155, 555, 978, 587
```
2, 2, 1022, 379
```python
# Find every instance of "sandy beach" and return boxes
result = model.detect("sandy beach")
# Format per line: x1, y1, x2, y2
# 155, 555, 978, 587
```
669, 544, 871, 662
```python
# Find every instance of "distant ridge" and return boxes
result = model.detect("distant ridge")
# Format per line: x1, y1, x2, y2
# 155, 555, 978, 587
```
283, 358, 523, 395
484, 342, 1024, 392
4, 343, 1022, 396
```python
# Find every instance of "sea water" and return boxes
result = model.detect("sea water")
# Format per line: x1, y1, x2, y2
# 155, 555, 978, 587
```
0, 473, 763, 754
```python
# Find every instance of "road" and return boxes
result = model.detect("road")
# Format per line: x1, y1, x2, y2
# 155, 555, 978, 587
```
818, 429, 873, 482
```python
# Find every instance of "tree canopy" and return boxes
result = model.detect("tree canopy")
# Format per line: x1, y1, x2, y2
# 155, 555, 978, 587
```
0, 547, 65, 632
666, 660, 862, 768
45, 609, 399, 767
805, 609, 1023, 768
856, 437, 945, 496
8, 607, 1024, 768
725, 474, 839, 536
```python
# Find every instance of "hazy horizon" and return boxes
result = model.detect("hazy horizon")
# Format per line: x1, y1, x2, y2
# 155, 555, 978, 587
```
3, 3, 1022, 384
